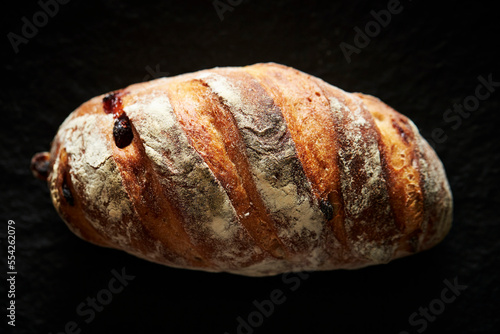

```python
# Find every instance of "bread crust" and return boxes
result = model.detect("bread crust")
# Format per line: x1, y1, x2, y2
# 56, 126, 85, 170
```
36, 63, 453, 276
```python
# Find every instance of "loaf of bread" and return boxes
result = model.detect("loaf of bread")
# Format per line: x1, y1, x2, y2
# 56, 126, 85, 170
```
31, 63, 452, 276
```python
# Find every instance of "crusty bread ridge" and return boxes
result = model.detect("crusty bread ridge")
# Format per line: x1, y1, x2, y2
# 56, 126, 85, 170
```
32, 63, 453, 276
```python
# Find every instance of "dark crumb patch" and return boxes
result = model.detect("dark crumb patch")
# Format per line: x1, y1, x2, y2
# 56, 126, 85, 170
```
62, 178, 74, 206
319, 199, 334, 221
392, 119, 411, 144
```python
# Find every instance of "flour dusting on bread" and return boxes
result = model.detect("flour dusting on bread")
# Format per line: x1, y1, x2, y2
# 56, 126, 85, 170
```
37, 63, 453, 276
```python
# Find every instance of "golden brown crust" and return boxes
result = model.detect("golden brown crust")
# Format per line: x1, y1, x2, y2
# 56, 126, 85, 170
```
244, 64, 346, 266
48, 102, 112, 248
166, 78, 285, 262
108, 106, 210, 268
412, 127, 453, 251
204, 67, 325, 263
39, 63, 453, 276
353, 93, 425, 255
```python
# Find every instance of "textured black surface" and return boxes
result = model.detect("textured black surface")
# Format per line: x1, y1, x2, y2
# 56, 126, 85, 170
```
1, 1, 499, 333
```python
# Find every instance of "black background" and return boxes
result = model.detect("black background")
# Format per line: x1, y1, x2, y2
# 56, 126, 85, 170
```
2, 0, 499, 333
